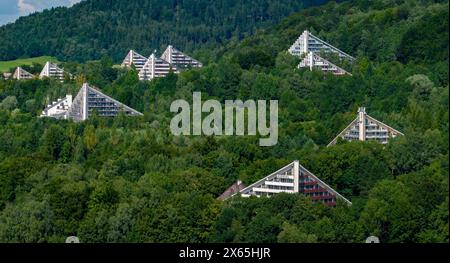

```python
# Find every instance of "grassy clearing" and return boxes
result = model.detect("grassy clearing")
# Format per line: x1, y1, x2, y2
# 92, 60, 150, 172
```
0, 56, 59, 72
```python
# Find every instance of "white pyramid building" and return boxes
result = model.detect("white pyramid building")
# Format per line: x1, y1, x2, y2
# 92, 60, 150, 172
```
299, 52, 351, 75
41, 83, 142, 121
40, 95, 72, 119
138, 53, 178, 81
288, 30, 354, 60
229, 161, 351, 206
121, 50, 148, 71
328, 107, 404, 146
68, 83, 143, 121
39, 62, 67, 81
12, 67, 34, 80
161, 45, 203, 69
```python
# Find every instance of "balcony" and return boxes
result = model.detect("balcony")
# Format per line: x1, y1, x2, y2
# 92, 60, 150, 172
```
310, 194, 335, 200
265, 181, 294, 187
302, 188, 327, 194
301, 181, 318, 186
252, 187, 294, 194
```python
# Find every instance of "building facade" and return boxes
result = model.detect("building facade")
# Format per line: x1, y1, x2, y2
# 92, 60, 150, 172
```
68, 83, 143, 121
227, 161, 351, 207
161, 45, 203, 69
121, 50, 148, 72
288, 30, 354, 75
39, 61, 67, 81
299, 52, 351, 75
41, 83, 143, 121
138, 53, 178, 81
328, 107, 404, 146
13, 67, 34, 80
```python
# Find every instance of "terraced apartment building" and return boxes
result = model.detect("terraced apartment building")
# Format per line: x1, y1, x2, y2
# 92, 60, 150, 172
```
39, 61, 68, 81
161, 45, 203, 69
289, 30, 354, 75
328, 107, 404, 146
223, 160, 351, 207
41, 83, 142, 121
12, 67, 34, 80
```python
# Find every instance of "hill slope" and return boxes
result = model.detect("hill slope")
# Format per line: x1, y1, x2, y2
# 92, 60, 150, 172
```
0, 0, 332, 62
0, 0, 448, 243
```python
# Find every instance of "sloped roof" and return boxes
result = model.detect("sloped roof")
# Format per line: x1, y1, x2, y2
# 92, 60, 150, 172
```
288, 30, 354, 60
161, 45, 203, 68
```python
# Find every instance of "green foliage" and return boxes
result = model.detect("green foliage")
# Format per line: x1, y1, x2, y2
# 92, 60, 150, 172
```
40, 124, 68, 160
0, 96, 18, 110
277, 222, 318, 243
236, 48, 275, 70
397, 6, 449, 65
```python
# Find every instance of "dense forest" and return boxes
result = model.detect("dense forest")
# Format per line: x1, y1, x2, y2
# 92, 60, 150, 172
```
0, 0, 332, 62
0, 0, 448, 243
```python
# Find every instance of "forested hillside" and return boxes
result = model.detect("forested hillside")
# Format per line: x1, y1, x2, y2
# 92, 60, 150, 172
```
0, 0, 448, 243
0, 0, 331, 62
218, 0, 449, 84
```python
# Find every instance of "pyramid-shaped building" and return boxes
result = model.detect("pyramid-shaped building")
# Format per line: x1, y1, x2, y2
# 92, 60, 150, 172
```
39, 62, 67, 81
138, 53, 178, 81
121, 50, 148, 72
288, 30, 354, 60
226, 161, 351, 207
161, 45, 203, 69
41, 83, 142, 121
299, 52, 351, 75
12, 67, 34, 80
68, 83, 143, 121
328, 107, 403, 146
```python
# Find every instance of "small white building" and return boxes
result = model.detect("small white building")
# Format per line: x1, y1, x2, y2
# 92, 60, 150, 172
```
2, 72, 12, 79
41, 95, 72, 119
